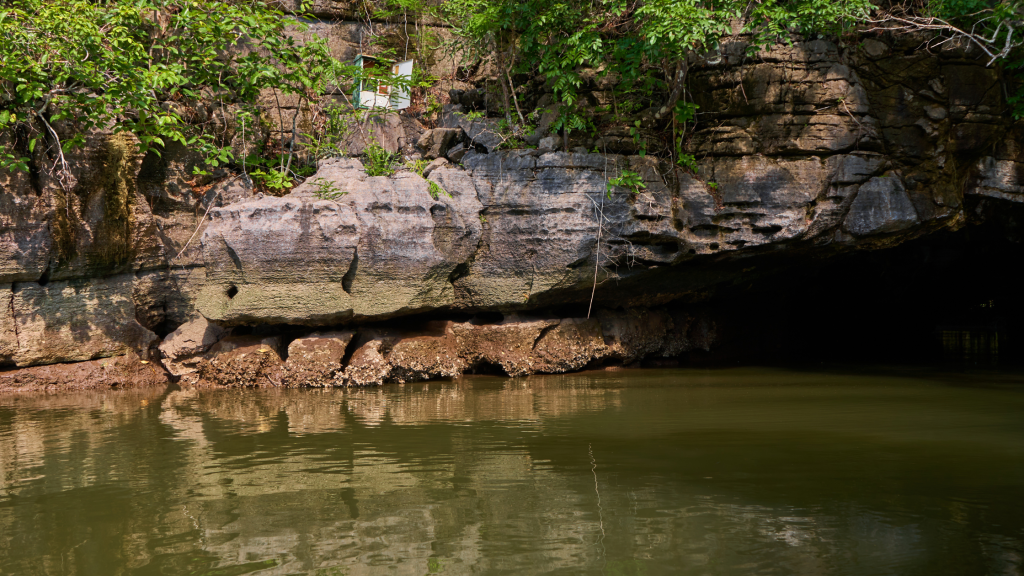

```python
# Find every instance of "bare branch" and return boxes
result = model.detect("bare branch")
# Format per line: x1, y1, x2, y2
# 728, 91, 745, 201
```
866, 7, 1023, 67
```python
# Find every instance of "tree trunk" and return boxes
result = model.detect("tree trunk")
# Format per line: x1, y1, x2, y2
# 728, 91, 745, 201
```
654, 60, 689, 121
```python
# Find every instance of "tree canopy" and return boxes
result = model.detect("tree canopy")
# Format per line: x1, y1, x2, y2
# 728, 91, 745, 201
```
0, 0, 353, 175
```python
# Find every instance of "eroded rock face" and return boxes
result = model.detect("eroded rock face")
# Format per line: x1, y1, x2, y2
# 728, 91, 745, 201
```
280, 331, 355, 387
190, 36, 1019, 331
194, 148, 971, 326
843, 176, 919, 236
4, 33, 1024, 385
158, 314, 228, 376
1, 286, 15, 364
417, 128, 466, 159
1, 129, 207, 371
9, 275, 159, 367
190, 308, 717, 387
0, 352, 169, 393
194, 335, 285, 388
196, 158, 482, 325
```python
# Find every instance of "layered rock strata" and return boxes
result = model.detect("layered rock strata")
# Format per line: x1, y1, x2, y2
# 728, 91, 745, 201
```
2, 34, 1024, 388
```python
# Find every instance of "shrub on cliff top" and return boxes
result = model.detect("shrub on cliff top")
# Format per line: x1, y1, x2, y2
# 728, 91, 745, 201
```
430, 0, 1024, 156
363, 142, 399, 176
0, 0, 368, 177
434, 0, 875, 161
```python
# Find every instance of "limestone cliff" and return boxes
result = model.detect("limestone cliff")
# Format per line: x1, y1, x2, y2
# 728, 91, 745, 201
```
2, 32, 1023, 389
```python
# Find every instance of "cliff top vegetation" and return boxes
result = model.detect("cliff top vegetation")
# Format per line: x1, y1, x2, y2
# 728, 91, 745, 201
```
1, 0, 1021, 186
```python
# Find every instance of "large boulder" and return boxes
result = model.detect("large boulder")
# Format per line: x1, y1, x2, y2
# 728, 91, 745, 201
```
281, 330, 355, 387
417, 127, 466, 159
196, 157, 482, 325
194, 335, 285, 387
158, 314, 228, 376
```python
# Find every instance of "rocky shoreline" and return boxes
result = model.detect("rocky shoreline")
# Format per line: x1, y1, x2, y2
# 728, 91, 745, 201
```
1, 306, 717, 393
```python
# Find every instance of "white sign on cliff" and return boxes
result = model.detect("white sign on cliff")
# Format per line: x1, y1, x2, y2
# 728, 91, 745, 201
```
353, 54, 413, 111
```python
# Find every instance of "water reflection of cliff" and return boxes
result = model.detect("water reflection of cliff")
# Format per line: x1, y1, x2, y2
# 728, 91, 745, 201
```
2, 372, 1023, 575
163, 377, 624, 431
0, 378, 628, 575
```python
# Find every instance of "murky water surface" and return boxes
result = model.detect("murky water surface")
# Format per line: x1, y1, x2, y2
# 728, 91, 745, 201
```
2, 368, 1023, 575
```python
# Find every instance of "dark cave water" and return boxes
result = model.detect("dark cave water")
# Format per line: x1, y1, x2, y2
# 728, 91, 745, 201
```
2, 367, 1023, 575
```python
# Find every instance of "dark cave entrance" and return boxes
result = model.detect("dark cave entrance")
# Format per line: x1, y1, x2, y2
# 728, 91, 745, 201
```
701, 198, 1024, 368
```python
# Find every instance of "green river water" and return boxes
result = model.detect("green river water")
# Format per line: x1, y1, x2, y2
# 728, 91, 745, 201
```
1, 367, 1023, 575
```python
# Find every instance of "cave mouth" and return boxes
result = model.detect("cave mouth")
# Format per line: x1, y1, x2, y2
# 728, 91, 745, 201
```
701, 203, 1024, 369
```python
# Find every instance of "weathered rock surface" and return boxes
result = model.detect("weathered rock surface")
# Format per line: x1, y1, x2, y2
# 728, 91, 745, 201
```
196, 157, 481, 325
1, 286, 16, 364
158, 314, 228, 376
8, 275, 160, 367
194, 142, 969, 325
280, 331, 355, 387
4, 32, 1024, 388
970, 155, 1024, 203
442, 111, 505, 151
843, 175, 919, 236
194, 335, 285, 388
417, 127, 467, 159
1, 127, 208, 373
0, 353, 169, 393
191, 308, 717, 387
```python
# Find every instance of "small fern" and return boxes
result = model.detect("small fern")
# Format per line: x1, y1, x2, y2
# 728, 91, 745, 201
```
312, 178, 345, 200
364, 143, 397, 177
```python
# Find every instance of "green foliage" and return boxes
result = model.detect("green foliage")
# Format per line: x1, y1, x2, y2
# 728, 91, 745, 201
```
312, 178, 345, 200
425, 94, 444, 119
250, 168, 293, 192
607, 169, 646, 197
674, 101, 699, 169
406, 158, 431, 176
741, 0, 873, 48
675, 102, 699, 124
677, 153, 698, 172
0, 0, 358, 174
406, 158, 451, 199
629, 120, 647, 157
438, 0, 874, 149
1008, 87, 1024, 120
239, 151, 296, 194
928, 0, 1006, 21
301, 104, 357, 163
493, 117, 534, 149
551, 110, 594, 140
911, 0, 1024, 117
363, 143, 398, 176
427, 179, 450, 199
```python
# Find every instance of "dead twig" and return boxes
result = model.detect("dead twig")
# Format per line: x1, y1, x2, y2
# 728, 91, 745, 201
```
865, 10, 1021, 66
